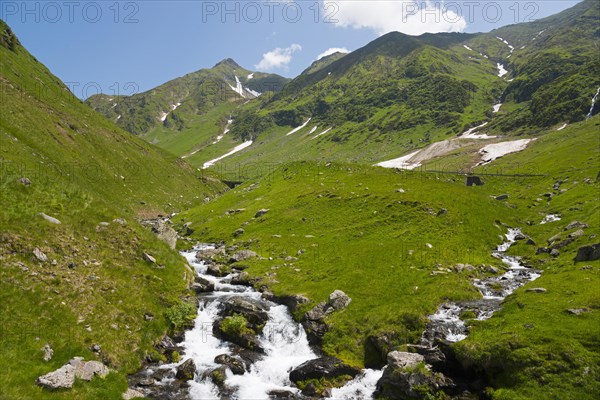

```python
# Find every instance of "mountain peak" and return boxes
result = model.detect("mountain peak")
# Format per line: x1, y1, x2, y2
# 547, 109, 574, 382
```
214, 58, 244, 70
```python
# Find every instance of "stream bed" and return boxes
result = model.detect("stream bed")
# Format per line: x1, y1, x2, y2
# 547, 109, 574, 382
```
131, 228, 540, 399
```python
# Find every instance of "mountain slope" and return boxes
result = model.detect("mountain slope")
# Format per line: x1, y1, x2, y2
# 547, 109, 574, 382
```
0, 19, 226, 399
85, 59, 289, 168
465, 0, 600, 131
176, 114, 600, 398
198, 0, 598, 173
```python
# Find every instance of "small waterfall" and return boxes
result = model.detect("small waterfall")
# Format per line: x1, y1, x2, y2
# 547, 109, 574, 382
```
586, 87, 600, 119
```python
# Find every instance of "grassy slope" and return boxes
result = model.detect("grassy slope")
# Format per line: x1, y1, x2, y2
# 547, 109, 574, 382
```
453, 118, 600, 400
176, 115, 599, 398
0, 20, 225, 399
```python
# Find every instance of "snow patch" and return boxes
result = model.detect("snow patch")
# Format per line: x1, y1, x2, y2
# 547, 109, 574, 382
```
116, 115, 121, 121
110, 103, 118, 109
247, 73, 254, 80
309, 126, 318, 134
311, 127, 333, 139
212, 117, 233, 145
493, 103, 502, 113
375, 150, 422, 170
557, 123, 568, 131
286, 118, 312, 136
460, 122, 497, 139
497, 63, 508, 78
245, 87, 261, 98
228, 76, 246, 98
202, 141, 253, 169
478, 139, 536, 165
159, 112, 168, 122
463, 45, 473, 51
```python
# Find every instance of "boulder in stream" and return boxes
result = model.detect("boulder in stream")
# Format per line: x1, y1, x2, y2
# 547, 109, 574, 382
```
374, 351, 453, 400
289, 356, 360, 383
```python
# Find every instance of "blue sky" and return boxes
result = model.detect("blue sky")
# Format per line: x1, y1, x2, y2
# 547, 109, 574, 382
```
2, 1, 581, 98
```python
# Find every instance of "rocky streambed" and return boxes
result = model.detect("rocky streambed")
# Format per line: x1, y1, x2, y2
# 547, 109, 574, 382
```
127, 228, 540, 399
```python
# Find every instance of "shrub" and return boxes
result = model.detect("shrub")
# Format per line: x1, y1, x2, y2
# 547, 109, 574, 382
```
165, 301, 197, 330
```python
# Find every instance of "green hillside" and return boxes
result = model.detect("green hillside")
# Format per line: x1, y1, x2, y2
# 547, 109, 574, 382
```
198, 0, 598, 172
0, 20, 226, 399
85, 59, 289, 169
175, 115, 600, 398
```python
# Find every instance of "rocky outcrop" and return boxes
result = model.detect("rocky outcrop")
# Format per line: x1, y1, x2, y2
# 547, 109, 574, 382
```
466, 176, 483, 186
374, 351, 453, 400
255, 209, 270, 218
230, 250, 258, 263
192, 276, 215, 293
36, 357, 109, 390
152, 220, 177, 249
122, 388, 145, 399
575, 243, 600, 262
302, 290, 351, 345
214, 354, 246, 375
565, 221, 589, 231
219, 297, 269, 330
175, 359, 196, 380
289, 356, 360, 383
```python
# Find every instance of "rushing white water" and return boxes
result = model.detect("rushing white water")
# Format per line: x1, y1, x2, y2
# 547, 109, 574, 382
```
586, 87, 600, 119
422, 228, 541, 345
327, 369, 383, 399
176, 246, 381, 399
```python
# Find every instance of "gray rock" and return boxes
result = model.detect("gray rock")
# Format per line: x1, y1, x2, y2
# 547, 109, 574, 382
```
277, 294, 310, 313
36, 364, 75, 389
142, 253, 156, 264
289, 356, 360, 383
230, 250, 257, 263
526, 288, 547, 293
569, 229, 586, 239
112, 218, 127, 225
575, 243, 600, 262
386, 351, 425, 369
152, 220, 177, 249
565, 221, 589, 231
328, 290, 351, 311
39, 213, 61, 224
36, 358, 109, 390
567, 308, 588, 315
18, 177, 31, 185
495, 194, 509, 201
375, 351, 453, 400
220, 297, 270, 329
176, 359, 196, 380
214, 354, 246, 375
122, 388, 145, 399
42, 344, 53, 361
33, 248, 47, 262
466, 176, 484, 186
70, 357, 109, 381
192, 276, 215, 293
255, 209, 270, 218
550, 248, 560, 257
233, 228, 245, 237
206, 263, 228, 277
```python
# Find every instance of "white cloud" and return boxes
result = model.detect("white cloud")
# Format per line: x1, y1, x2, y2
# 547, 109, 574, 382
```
326, 0, 467, 36
255, 44, 302, 71
316, 47, 350, 60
